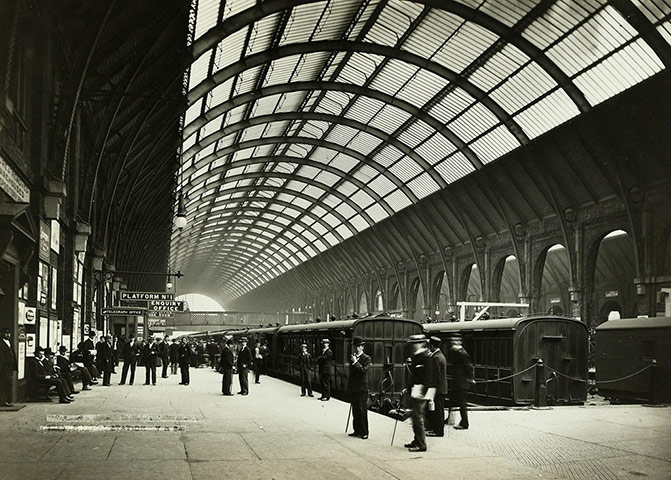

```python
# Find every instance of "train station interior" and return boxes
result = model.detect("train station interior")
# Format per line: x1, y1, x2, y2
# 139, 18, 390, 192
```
1, 1, 670, 479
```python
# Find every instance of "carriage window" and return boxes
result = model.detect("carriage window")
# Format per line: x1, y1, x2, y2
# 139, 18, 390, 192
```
374, 321, 384, 339
384, 321, 393, 339
642, 340, 655, 361
385, 345, 392, 365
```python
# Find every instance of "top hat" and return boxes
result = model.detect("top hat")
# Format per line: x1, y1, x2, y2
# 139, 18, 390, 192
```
429, 336, 442, 348
352, 336, 365, 346
407, 334, 428, 344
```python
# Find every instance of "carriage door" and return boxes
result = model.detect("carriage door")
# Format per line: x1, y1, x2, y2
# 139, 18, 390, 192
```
541, 323, 567, 403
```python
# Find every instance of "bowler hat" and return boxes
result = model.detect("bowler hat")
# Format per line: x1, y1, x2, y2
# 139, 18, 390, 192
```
44, 348, 55, 356
240, 336, 248, 342
88, 331, 96, 337
321, 338, 330, 344
429, 336, 442, 348
34, 346, 45, 354
352, 336, 364, 346
407, 334, 428, 344
59, 345, 68, 353
448, 332, 462, 339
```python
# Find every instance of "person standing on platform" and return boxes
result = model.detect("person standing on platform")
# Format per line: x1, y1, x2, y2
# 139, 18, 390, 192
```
82, 331, 97, 381
207, 341, 219, 370
449, 333, 473, 430
297, 343, 313, 397
236, 337, 253, 395
98, 335, 114, 386
169, 338, 180, 375
111, 335, 119, 374
316, 338, 333, 401
178, 337, 191, 386
158, 336, 170, 378
404, 334, 431, 452
220, 337, 234, 395
348, 336, 370, 439
143, 336, 158, 385
253, 341, 263, 384
426, 336, 447, 437
120, 335, 139, 385
0, 328, 17, 407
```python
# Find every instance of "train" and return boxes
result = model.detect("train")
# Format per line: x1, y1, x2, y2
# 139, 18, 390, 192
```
187, 314, 590, 407
425, 316, 589, 406
594, 317, 671, 404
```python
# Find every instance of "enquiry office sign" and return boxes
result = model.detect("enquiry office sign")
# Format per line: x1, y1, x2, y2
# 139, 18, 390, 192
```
149, 300, 184, 312
121, 292, 174, 301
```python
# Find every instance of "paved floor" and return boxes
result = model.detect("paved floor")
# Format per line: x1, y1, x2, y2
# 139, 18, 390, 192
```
0, 367, 669, 480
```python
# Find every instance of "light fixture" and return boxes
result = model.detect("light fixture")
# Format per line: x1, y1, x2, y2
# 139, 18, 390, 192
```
174, 192, 187, 230
166, 278, 174, 290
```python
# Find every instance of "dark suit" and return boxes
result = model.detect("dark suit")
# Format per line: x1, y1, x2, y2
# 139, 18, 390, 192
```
98, 341, 114, 385
158, 341, 169, 378
237, 346, 253, 394
408, 349, 430, 449
348, 352, 371, 437
297, 351, 313, 396
27, 357, 68, 400
449, 346, 473, 429
57, 354, 92, 389
178, 343, 192, 385
316, 347, 333, 399
82, 338, 96, 375
169, 342, 180, 374
426, 349, 447, 436
219, 346, 234, 395
120, 341, 140, 384
0, 338, 17, 405
143, 342, 158, 385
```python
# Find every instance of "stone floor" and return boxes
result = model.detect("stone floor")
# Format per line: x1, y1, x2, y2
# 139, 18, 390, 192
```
0, 367, 669, 480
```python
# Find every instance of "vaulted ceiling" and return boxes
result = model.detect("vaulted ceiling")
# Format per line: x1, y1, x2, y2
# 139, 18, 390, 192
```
171, 0, 671, 306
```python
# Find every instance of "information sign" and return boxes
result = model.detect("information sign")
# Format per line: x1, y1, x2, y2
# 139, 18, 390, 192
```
102, 308, 146, 316
121, 292, 174, 301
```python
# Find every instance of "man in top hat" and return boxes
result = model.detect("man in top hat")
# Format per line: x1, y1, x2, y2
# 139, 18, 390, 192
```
0, 328, 17, 407
178, 337, 192, 386
28, 347, 73, 403
236, 337, 253, 395
297, 343, 313, 397
449, 333, 473, 430
120, 334, 140, 385
219, 337, 234, 395
348, 336, 370, 439
82, 331, 97, 381
426, 336, 447, 437
142, 336, 158, 385
316, 338, 333, 401
404, 334, 431, 452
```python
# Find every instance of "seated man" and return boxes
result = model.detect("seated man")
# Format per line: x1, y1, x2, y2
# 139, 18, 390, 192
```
56, 346, 94, 392
27, 347, 73, 403
44, 348, 75, 397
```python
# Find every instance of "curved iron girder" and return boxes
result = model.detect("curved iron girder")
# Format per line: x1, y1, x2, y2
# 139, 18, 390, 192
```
184, 135, 417, 205
188, 40, 527, 149
187, 154, 402, 218
82, 13, 183, 223
184, 80, 483, 170
53, 1, 118, 181
184, 110, 448, 191
610, 0, 671, 68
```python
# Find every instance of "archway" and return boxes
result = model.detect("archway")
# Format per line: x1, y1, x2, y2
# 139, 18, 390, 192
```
410, 277, 425, 322
465, 264, 482, 301
498, 255, 521, 304
593, 230, 635, 324
373, 288, 383, 312
387, 282, 400, 311
358, 291, 367, 315
434, 272, 451, 321
538, 244, 570, 315
344, 292, 354, 318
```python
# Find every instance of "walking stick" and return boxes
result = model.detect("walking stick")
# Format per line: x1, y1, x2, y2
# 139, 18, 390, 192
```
391, 415, 399, 446
345, 403, 352, 433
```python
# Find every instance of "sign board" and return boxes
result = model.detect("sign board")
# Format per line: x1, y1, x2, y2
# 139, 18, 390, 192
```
102, 308, 146, 316
50, 220, 60, 252
148, 318, 166, 327
605, 290, 619, 298
149, 300, 184, 312
18, 301, 25, 325
148, 310, 174, 318
39, 221, 50, 261
121, 292, 174, 301
24, 306, 36, 324
0, 154, 30, 203
18, 341, 26, 380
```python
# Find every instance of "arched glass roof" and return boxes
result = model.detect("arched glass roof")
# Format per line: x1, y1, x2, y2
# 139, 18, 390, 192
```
172, 0, 671, 304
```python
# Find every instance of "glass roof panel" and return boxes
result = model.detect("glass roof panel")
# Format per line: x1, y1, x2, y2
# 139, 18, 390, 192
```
194, 0, 220, 41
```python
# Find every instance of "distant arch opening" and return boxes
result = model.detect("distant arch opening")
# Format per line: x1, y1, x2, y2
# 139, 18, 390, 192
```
374, 289, 383, 312
593, 229, 635, 324
175, 293, 224, 311
539, 244, 570, 316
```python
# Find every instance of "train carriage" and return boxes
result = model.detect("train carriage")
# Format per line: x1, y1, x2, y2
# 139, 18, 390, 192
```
425, 316, 588, 406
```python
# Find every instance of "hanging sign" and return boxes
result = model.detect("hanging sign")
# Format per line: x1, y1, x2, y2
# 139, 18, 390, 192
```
148, 311, 174, 318
102, 307, 146, 316
121, 292, 174, 301
39, 221, 51, 261
149, 300, 184, 312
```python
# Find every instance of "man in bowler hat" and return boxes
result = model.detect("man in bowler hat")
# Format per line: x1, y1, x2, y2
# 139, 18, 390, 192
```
219, 337, 234, 395
348, 336, 370, 439
405, 334, 431, 452
297, 343, 313, 397
237, 337, 253, 395
426, 336, 447, 436
316, 338, 333, 401
449, 333, 473, 429
0, 328, 17, 407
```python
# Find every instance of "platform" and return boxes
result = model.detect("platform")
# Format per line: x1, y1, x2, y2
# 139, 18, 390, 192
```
0, 368, 669, 480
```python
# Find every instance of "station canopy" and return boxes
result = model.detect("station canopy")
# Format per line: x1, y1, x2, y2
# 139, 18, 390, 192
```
172, 0, 671, 304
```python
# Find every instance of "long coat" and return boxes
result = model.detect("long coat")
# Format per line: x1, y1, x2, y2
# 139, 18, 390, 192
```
316, 348, 334, 375
427, 350, 448, 394
449, 347, 473, 391
219, 346, 234, 370
0, 340, 17, 377
347, 352, 371, 393
97, 342, 114, 372
236, 346, 253, 370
